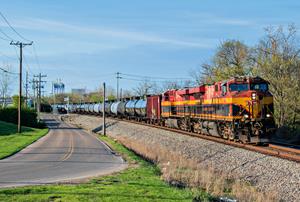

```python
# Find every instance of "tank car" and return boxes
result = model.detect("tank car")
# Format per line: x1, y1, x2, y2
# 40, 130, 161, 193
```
111, 101, 121, 116
93, 103, 101, 114
135, 99, 147, 118
117, 100, 128, 117
104, 102, 112, 115
88, 103, 94, 114
125, 99, 138, 118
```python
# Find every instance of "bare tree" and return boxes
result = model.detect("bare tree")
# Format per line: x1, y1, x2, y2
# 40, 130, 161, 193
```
133, 79, 155, 96
121, 89, 133, 98
0, 64, 12, 108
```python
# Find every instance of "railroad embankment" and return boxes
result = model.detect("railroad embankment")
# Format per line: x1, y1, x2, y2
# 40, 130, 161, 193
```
63, 114, 300, 202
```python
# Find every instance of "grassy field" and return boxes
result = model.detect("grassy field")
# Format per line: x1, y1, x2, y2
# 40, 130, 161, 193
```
0, 135, 212, 202
0, 121, 49, 159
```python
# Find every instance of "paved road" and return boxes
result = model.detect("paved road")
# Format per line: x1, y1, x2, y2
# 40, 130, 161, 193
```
0, 114, 126, 188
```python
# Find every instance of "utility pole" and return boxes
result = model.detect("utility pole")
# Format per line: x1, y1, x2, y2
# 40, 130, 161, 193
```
116, 72, 121, 101
120, 88, 122, 100
10, 41, 33, 133
34, 73, 47, 122
25, 71, 29, 107
102, 82, 106, 136
52, 82, 56, 114
29, 78, 36, 109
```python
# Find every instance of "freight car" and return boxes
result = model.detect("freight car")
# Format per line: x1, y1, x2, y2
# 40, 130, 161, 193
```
71, 76, 276, 144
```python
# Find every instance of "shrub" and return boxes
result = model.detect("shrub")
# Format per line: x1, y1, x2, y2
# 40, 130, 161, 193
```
0, 107, 41, 128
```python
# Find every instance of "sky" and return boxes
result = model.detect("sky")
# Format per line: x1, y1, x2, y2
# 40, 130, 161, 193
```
0, 0, 300, 96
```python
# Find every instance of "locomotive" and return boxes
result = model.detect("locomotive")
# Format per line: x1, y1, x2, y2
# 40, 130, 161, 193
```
70, 76, 276, 144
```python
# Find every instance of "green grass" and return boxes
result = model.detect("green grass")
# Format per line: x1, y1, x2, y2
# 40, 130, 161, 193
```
0, 121, 49, 159
0, 135, 212, 202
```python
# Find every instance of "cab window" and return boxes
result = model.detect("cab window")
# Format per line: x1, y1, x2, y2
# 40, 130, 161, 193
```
229, 83, 249, 92
250, 83, 268, 92
221, 84, 227, 95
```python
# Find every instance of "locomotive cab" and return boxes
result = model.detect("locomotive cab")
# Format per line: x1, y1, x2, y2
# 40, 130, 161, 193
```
225, 77, 275, 143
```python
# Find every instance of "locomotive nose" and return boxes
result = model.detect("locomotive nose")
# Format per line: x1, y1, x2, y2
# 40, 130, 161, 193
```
251, 91, 264, 101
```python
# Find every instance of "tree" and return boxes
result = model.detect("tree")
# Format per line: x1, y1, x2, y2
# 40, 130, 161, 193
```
133, 80, 155, 96
192, 40, 252, 83
0, 64, 12, 107
12, 95, 25, 108
253, 25, 300, 127
121, 89, 133, 98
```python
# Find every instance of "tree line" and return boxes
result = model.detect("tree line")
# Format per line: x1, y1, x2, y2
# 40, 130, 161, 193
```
191, 25, 300, 131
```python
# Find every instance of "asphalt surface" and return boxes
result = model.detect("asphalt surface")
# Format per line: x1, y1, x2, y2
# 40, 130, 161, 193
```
0, 114, 126, 188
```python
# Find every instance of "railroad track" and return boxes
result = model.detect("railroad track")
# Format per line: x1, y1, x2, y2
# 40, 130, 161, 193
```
110, 117, 300, 163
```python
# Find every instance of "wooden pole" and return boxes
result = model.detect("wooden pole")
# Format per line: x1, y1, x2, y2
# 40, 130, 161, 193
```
102, 82, 106, 135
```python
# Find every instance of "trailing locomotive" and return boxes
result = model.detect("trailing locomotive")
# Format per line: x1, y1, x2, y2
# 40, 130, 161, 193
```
69, 76, 276, 144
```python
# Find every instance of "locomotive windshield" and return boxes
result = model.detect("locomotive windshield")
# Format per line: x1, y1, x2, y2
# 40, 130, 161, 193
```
250, 83, 268, 92
229, 83, 249, 92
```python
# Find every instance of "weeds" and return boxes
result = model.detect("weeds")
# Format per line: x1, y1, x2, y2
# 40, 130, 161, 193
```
110, 135, 278, 202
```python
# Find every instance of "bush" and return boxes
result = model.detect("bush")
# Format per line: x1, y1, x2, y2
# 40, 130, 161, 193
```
0, 107, 41, 128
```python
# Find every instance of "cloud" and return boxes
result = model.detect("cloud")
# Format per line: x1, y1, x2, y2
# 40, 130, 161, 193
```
2, 18, 215, 49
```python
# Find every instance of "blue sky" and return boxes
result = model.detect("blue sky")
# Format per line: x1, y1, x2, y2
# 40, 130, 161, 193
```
0, 0, 299, 95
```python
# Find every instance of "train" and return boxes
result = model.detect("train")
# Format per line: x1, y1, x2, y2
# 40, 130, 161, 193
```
67, 76, 276, 144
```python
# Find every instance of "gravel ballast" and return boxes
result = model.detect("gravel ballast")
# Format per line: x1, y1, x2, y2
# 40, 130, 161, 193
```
63, 114, 300, 201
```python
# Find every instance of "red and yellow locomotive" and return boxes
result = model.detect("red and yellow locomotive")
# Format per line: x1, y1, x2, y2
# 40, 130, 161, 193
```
161, 76, 275, 143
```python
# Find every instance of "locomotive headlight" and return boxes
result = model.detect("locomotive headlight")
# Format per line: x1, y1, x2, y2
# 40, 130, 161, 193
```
251, 92, 256, 100
266, 113, 271, 118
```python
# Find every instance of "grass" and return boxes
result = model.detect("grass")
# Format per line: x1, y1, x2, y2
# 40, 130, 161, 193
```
109, 135, 278, 202
0, 121, 49, 159
0, 135, 212, 202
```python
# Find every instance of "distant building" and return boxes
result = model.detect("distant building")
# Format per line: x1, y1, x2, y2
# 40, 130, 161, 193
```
72, 88, 86, 95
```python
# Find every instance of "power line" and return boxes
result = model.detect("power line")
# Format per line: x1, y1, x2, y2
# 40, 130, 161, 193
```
0, 33, 10, 41
12, 45, 20, 60
0, 66, 18, 74
0, 28, 14, 41
32, 44, 41, 72
0, 11, 30, 42
22, 52, 35, 76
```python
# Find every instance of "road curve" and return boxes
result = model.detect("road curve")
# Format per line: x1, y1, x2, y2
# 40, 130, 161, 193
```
0, 114, 126, 188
